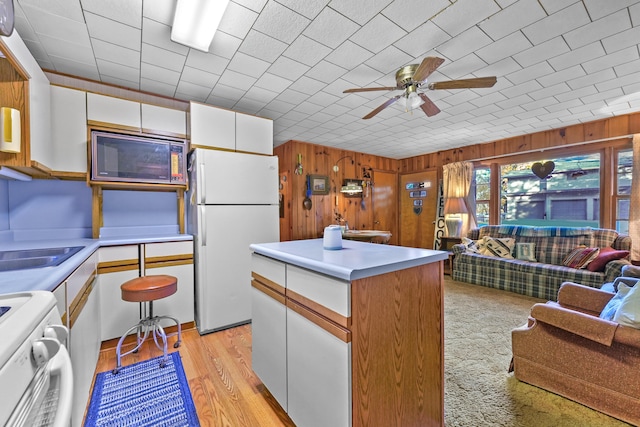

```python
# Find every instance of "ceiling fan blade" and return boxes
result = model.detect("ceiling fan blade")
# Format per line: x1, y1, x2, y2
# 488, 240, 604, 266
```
343, 86, 398, 93
363, 95, 402, 120
412, 56, 445, 83
418, 93, 440, 117
429, 76, 497, 90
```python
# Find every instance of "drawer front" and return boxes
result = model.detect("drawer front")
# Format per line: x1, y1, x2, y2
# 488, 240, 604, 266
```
145, 241, 193, 258
252, 253, 285, 288
98, 245, 139, 263
67, 251, 97, 305
287, 265, 350, 318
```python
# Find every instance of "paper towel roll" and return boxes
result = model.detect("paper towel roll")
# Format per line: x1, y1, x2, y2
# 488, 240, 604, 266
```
323, 225, 342, 250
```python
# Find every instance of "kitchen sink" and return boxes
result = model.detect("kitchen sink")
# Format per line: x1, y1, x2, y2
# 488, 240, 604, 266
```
0, 246, 84, 272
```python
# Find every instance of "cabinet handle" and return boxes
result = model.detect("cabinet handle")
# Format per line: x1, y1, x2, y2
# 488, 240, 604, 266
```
200, 205, 207, 246
199, 163, 206, 204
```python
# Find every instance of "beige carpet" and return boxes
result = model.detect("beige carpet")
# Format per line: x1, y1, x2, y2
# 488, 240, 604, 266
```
443, 278, 632, 427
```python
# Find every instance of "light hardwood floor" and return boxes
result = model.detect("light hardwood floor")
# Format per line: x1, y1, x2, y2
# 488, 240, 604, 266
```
93, 325, 295, 427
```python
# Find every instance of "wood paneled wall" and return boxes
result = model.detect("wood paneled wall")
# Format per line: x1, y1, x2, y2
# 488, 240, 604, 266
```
274, 140, 399, 241
399, 112, 640, 172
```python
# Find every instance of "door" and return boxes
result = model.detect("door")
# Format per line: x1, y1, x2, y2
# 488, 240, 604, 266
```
399, 170, 438, 249
372, 170, 398, 245
195, 205, 279, 333
195, 149, 278, 205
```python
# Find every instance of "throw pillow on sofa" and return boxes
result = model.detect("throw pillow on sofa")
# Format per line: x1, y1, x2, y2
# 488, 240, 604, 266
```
515, 242, 536, 262
461, 237, 483, 253
479, 236, 515, 258
562, 247, 600, 269
613, 282, 640, 328
586, 247, 630, 272
600, 283, 632, 320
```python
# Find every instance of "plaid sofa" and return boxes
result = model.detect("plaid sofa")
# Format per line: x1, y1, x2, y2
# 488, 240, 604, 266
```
451, 225, 631, 301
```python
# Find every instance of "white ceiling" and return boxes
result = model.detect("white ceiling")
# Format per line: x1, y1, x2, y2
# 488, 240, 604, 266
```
12, 0, 640, 159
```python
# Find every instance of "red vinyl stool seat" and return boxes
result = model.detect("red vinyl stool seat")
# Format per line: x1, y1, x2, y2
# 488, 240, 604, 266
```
113, 275, 182, 374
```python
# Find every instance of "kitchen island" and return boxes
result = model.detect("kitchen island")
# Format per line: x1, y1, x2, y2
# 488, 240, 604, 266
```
250, 239, 448, 427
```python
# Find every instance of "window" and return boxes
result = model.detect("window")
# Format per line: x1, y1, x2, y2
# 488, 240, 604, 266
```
499, 154, 600, 227
615, 149, 632, 233
473, 168, 490, 225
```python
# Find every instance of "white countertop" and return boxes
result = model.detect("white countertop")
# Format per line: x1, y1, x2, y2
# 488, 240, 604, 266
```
0, 234, 193, 294
250, 238, 448, 281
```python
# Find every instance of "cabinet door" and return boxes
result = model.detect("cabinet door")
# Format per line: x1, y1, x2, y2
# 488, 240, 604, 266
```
145, 263, 195, 324
189, 101, 235, 150
141, 104, 186, 136
87, 92, 141, 129
51, 86, 87, 173
235, 112, 273, 155
70, 278, 100, 427
287, 305, 352, 427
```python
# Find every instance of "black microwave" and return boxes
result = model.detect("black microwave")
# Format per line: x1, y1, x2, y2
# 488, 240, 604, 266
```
90, 130, 187, 185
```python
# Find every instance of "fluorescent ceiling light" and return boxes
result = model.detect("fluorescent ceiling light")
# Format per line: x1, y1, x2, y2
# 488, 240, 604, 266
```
171, 0, 230, 52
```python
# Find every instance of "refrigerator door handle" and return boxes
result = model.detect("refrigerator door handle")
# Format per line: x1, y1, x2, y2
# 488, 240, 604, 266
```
200, 205, 207, 246
199, 163, 206, 204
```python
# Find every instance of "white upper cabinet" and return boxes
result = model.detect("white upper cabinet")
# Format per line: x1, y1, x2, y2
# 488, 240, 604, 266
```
236, 112, 273, 155
189, 101, 273, 155
51, 86, 87, 173
141, 104, 186, 137
190, 101, 235, 150
87, 92, 141, 129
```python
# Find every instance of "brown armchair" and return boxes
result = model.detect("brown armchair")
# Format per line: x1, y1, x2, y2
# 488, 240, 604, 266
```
511, 279, 640, 425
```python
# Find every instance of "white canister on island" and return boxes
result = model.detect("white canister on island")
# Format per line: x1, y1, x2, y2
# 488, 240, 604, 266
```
323, 225, 343, 250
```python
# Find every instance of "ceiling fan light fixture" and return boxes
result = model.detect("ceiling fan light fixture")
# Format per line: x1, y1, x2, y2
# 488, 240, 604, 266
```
397, 91, 424, 112
171, 0, 230, 51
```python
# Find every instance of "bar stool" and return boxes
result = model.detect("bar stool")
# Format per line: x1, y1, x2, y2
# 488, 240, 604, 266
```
112, 274, 182, 374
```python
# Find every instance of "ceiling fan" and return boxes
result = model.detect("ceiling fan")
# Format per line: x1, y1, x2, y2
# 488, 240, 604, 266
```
343, 56, 497, 119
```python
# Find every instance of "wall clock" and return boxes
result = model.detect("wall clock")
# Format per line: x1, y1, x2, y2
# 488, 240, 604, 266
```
0, 0, 14, 37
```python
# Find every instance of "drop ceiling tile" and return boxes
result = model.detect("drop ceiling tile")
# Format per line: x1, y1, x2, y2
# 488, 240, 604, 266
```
282, 35, 332, 67
49, 55, 100, 79
364, 46, 413, 74
140, 61, 181, 86
306, 91, 341, 107
181, 66, 220, 87
210, 31, 243, 59
85, 13, 141, 51
21, 4, 91, 47
303, 7, 359, 49
142, 43, 186, 72
393, 21, 451, 58
548, 41, 605, 71
218, 69, 258, 89
210, 96, 239, 109
81, 0, 142, 29
341, 63, 385, 86
185, 50, 229, 75
268, 56, 310, 80
234, 0, 269, 13
102, 74, 140, 90
275, 0, 329, 19
21, 39, 50, 63
19, 0, 85, 22
479, 0, 546, 41
243, 86, 279, 103
506, 61, 555, 85
140, 77, 176, 96
264, 99, 296, 114
436, 26, 492, 61
227, 52, 270, 78
255, 73, 293, 92
583, 0, 639, 20
615, 59, 640, 77
305, 60, 347, 84
555, 85, 598, 102
437, 54, 488, 79
476, 31, 531, 64
290, 75, 327, 96
536, 65, 584, 87
329, 0, 393, 26
39, 34, 95, 64
210, 83, 246, 102
97, 58, 139, 82
528, 83, 571, 101
597, 71, 640, 92
14, 11, 39, 42
350, 15, 406, 54
522, 2, 590, 45
602, 25, 640, 54
564, 9, 631, 50
218, 2, 259, 39
583, 46, 638, 74
92, 41, 139, 71
382, 0, 450, 32
512, 37, 569, 68
324, 40, 374, 69
253, 2, 310, 44
235, 97, 268, 114
238, 30, 288, 63
142, 0, 175, 25
432, 0, 500, 37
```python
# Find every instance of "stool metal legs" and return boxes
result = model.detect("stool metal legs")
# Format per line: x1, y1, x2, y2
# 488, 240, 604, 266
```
112, 301, 182, 374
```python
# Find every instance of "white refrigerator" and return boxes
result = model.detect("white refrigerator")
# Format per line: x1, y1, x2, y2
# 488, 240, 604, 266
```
187, 148, 279, 334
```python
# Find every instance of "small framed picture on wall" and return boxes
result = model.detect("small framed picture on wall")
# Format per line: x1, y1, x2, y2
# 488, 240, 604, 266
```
310, 175, 330, 195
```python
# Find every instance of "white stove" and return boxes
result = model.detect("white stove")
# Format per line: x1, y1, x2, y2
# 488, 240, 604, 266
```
0, 291, 72, 427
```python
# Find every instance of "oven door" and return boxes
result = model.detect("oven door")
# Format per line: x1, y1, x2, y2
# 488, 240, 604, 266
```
6, 337, 73, 427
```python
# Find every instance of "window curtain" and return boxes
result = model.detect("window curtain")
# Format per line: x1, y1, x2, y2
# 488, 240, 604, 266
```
630, 134, 640, 262
443, 161, 477, 236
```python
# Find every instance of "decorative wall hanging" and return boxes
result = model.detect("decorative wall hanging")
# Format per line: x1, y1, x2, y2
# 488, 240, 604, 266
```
531, 161, 555, 179
310, 174, 329, 195
433, 180, 445, 250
